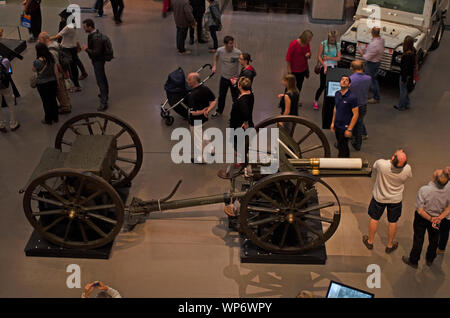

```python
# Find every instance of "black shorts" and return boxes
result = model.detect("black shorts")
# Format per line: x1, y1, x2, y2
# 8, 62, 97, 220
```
368, 198, 402, 223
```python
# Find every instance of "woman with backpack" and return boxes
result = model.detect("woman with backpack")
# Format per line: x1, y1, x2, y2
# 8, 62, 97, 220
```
33, 43, 59, 125
205, 0, 222, 53
0, 55, 20, 132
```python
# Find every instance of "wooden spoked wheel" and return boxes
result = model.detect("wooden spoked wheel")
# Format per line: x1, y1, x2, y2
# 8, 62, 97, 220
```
23, 169, 124, 249
239, 172, 341, 254
54, 113, 143, 188
255, 115, 331, 161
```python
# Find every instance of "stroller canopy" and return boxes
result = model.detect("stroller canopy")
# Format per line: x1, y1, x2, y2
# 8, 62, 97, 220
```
164, 67, 191, 95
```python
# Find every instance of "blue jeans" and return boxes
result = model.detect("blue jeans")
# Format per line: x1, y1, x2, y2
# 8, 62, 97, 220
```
365, 61, 381, 101
92, 60, 109, 106
397, 77, 410, 109
209, 25, 218, 49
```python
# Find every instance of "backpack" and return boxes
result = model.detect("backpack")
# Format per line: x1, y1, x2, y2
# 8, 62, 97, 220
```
94, 32, 114, 62
0, 57, 10, 90
102, 34, 114, 62
49, 45, 72, 70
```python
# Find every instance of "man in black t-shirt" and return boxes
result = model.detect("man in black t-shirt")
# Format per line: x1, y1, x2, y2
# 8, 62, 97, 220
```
186, 72, 216, 163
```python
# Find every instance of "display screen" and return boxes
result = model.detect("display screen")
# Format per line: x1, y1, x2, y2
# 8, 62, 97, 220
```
327, 81, 341, 97
326, 281, 374, 298
366, 0, 425, 14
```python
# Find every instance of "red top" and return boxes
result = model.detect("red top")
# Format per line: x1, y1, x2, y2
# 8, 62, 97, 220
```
286, 40, 311, 73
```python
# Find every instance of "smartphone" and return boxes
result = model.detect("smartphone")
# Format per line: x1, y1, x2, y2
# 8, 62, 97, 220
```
92, 282, 100, 287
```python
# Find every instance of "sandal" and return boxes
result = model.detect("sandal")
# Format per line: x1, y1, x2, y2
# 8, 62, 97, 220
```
385, 241, 399, 254
362, 235, 373, 250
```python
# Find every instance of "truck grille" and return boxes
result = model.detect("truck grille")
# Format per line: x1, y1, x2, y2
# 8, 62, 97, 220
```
355, 42, 394, 71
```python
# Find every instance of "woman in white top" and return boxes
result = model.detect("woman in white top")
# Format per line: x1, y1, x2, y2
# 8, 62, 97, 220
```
50, 18, 82, 92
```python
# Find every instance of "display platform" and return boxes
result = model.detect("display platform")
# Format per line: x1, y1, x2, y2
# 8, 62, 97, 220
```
0, 38, 26, 60
240, 237, 327, 265
23, 186, 130, 260
24, 231, 114, 259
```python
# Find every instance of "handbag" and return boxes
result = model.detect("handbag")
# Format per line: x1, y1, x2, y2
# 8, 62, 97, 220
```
20, 13, 32, 29
30, 61, 46, 88
314, 61, 322, 75
406, 76, 416, 93
30, 72, 38, 88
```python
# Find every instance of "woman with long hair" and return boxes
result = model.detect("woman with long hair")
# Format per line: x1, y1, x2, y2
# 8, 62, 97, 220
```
33, 43, 59, 124
278, 74, 300, 133
286, 30, 313, 97
394, 36, 416, 111
313, 30, 341, 110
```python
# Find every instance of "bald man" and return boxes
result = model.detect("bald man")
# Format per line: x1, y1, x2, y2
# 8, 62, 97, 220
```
186, 72, 216, 163
363, 149, 412, 253
38, 32, 71, 114
350, 60, 371, 151
403, 170, 450, 268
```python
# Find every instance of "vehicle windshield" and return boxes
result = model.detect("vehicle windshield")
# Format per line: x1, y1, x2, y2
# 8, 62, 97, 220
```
366, 0, 425, 14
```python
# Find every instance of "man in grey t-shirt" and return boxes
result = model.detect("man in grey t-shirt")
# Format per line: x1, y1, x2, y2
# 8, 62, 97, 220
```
211, 35, 242, 117
403, 170, 450, 268
362, 149, 412, 253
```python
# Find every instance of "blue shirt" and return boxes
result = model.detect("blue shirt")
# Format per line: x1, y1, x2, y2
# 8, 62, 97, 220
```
350, 72, 371, 107
334, 89, 358, 130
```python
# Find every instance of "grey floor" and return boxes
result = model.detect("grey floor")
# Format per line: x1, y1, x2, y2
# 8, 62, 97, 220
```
0, 0, 449, 298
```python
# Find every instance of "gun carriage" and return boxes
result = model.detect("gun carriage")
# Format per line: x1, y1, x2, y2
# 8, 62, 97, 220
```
20, 113, 371, 255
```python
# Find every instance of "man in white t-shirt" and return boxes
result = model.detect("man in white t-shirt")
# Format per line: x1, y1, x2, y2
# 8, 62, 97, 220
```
362, 149, 412, 253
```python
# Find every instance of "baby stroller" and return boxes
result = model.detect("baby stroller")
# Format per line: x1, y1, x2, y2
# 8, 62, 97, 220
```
160, 64, 214, 126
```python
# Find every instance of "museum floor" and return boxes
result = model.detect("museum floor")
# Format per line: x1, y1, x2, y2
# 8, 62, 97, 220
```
1, 0, 449, 298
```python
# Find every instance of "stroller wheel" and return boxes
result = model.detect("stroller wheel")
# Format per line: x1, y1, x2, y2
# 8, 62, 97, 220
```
165, 116, 175, 126
161, 109, 169, 118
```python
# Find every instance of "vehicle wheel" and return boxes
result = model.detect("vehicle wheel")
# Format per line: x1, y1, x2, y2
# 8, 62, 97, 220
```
55, 113, 143, 188
165, 116, 175, 126
430, 22, 444, 51
23, 169, 124, 249
239, 171, 341, 254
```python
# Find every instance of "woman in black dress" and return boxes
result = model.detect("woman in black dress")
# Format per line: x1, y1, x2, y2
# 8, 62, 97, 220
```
230, 77, 254, 131
278, 74, 299, 133
218, 77, 254, 184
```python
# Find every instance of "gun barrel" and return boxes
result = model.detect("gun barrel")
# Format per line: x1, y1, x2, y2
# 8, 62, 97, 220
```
288, 158, 371, 177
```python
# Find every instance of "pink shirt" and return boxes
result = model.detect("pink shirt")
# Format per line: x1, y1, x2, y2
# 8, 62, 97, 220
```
363, 37, 385, 63
286, 40, 311, 73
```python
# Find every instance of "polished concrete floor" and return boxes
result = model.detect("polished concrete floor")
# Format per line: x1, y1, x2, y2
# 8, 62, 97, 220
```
0, 0, 449, 298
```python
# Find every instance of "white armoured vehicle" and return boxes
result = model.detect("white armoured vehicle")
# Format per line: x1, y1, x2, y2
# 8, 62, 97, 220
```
340, 0, 448, 76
